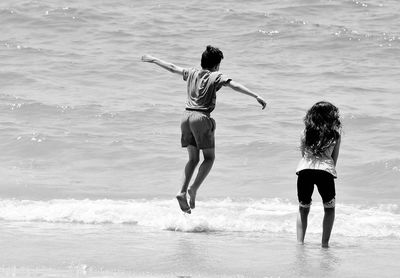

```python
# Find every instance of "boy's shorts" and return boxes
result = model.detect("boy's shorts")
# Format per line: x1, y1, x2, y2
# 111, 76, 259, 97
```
297, 169, 336, 208
181, 110, 216, 149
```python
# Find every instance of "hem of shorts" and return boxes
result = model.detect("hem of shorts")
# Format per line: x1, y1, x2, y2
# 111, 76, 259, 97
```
181, 144, 214, 149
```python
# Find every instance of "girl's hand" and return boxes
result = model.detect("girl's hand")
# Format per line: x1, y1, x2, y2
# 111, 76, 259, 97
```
141, 55, 155, 63
256, 96, 267, 109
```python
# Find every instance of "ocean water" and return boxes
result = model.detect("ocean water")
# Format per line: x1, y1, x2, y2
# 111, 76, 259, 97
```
0, 0, 399, 277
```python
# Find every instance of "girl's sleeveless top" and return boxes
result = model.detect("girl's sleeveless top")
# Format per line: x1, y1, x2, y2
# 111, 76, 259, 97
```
296, 141, 337, 178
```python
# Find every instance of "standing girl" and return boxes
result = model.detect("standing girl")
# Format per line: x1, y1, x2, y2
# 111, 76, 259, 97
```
296, 101, 342, 248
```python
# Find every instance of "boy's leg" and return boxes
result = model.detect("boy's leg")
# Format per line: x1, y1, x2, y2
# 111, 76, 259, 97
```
176, 146, 199, 213
188, 147, 215, 209
179, 145, 200, 194
297, 206, 310, 245
322, 207, 335, 248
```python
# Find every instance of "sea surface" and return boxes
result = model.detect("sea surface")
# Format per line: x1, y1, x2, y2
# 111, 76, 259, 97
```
0, 0, 399, 277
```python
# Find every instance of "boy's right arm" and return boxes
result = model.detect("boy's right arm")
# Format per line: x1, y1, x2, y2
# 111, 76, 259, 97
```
141, 55, 185, 76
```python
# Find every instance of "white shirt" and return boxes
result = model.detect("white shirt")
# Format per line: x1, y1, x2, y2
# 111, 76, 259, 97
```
296, 142, 338, 178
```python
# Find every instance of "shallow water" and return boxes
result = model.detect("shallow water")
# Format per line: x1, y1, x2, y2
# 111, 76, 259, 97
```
0, 0, 399, 277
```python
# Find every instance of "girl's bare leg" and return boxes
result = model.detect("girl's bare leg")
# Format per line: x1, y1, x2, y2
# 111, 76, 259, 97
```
322, 207, 335, 248
297, 206, 310, 245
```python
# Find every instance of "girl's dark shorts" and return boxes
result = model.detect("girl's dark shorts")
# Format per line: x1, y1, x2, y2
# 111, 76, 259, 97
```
180, 110, 216, 149
297, 169, 336, 208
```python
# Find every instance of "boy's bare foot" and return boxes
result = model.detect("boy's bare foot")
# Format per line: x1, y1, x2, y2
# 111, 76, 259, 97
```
176, 193, 191, 214
188, 188, 196, 209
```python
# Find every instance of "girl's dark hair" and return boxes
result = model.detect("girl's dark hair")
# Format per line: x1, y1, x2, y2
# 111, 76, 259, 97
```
301, 101, 341, 156
201, 45, 224, 69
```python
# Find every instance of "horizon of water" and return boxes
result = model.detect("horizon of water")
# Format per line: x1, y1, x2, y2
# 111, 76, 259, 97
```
0, 0, 399, 277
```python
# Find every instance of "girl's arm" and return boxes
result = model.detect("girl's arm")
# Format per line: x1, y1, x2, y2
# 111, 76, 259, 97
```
226, 80, 267, 109
331, 135, 341, 166
141, 55, 185, 76
300, 133, 306, 157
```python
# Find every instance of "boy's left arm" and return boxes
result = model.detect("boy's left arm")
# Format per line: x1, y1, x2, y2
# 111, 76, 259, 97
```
226, 80, 267, 109
141, 54, 185, 76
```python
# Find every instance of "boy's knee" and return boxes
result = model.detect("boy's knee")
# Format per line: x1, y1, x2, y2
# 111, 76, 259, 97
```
206, 154, 215, 162
188, 157, 200, 165
202, 149, 215, 162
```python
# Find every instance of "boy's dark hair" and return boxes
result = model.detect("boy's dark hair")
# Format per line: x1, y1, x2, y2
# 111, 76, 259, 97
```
201, 45, 224, 69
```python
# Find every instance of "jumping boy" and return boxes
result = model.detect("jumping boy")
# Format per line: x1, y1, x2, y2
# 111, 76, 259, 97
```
141, 45, 267, 213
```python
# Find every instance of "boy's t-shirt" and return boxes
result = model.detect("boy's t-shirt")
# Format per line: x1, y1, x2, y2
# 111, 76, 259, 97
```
183, 68, 231, 113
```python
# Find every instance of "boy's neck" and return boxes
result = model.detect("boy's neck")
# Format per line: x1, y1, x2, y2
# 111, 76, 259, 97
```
202, 65, 220, 72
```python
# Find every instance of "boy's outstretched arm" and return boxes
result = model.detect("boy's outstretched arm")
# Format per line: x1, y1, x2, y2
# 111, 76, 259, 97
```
141, 54, 184, 76
226, 80, 267, 109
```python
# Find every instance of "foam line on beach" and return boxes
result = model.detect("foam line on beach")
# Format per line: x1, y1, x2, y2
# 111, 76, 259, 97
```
0, 198, 398, 238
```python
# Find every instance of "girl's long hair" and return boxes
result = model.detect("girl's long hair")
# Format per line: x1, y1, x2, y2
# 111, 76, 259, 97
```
301, 101, 341, 156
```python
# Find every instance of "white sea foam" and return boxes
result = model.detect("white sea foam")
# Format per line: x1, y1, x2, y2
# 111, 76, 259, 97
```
1, 0, 400, 276
0, 198, 398, 238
